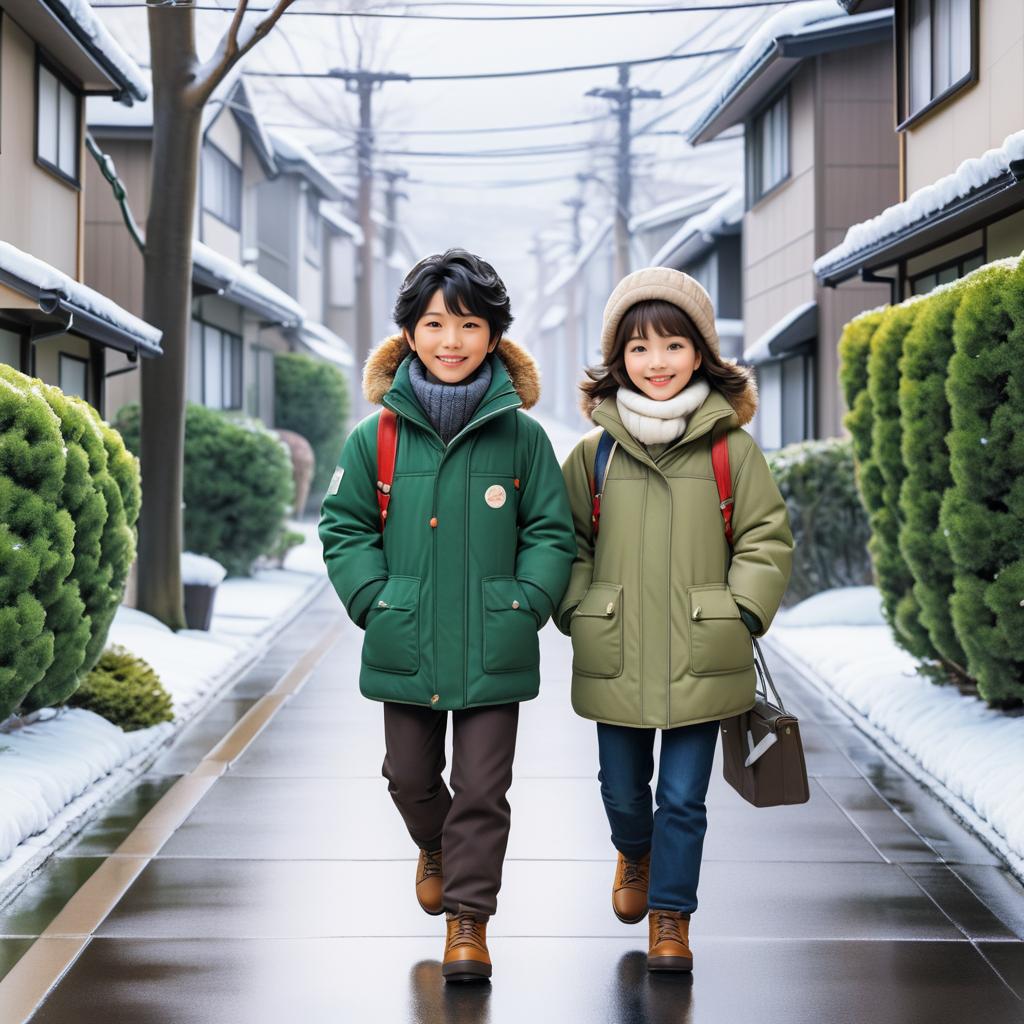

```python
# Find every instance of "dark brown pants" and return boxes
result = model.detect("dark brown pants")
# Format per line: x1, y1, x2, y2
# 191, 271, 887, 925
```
382, 701, 519, 919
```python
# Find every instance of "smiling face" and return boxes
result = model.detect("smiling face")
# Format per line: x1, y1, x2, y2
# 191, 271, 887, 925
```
404, 288, 498, 383
623, 325, 702, 401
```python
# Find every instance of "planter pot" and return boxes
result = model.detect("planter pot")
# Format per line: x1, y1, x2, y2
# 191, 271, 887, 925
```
183, 582, 218, 631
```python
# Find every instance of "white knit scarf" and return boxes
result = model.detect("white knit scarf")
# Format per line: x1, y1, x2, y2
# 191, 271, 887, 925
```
615, 377, 711, 444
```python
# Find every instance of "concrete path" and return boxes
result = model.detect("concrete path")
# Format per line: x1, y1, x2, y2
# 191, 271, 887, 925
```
1, 579, 1023, 1022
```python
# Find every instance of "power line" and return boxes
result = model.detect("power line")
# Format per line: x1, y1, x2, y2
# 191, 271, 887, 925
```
262, 113, 611, 136
245, 46, 740, 82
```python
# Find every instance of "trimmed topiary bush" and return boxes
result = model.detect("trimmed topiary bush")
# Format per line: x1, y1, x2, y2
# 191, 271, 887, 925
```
274, 352, 349, 508
897, 283, 970, 681
838, 309, 884, 465
116, 403, 295, 576
941, 261, 1024, 705
767, 438, 872, 604
67, 645, 174, 731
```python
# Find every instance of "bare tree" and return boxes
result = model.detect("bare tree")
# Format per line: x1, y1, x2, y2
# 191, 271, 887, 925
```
138, 0, 297, 628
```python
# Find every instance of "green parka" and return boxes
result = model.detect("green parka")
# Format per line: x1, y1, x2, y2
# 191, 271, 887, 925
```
556, 382, 794, 729
319, 334, 576, 712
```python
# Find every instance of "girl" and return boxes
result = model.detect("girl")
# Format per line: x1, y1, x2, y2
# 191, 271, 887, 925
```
557, 267, 794, 972
319, 249, 575, 982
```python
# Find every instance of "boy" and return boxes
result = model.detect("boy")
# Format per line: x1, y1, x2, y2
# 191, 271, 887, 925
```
318, 249, 575, 982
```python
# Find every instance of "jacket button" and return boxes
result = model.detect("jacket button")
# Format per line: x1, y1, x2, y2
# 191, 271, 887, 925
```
692, 606, 702, 620
512, 600, 520, 610
429, 517, 438, 528
431, 694, 440, 704
606, 602, 614, 615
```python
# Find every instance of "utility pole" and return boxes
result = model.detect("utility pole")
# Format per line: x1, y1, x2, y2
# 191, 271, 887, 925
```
587, 65, 661, 281
329, 68, 410, 415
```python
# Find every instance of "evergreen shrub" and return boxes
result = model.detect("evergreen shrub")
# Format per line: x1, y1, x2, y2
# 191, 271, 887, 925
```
273, 353, 349, 508
767, 438, 872, 604
116, 403, 295, 576
67, 645, 174, 731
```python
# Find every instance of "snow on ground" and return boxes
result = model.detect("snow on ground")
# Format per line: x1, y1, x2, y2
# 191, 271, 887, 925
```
770, 586, 1024, 879
0, 523, 327, 897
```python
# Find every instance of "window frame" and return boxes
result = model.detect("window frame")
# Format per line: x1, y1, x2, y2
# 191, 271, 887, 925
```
34, 50, 81, 188
201, 142, 243, 230
745, 87, 791, 209
58, 351, 89, 401
908, 246, 986, 295
190, 316, 244, 411
896, 0, 979, 132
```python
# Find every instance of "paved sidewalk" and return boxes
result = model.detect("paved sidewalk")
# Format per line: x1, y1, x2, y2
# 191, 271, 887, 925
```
2, 585, 1023, 1022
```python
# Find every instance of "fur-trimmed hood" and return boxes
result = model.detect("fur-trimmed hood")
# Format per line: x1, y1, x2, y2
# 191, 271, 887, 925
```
580, 370, 758, 429
363, 333, 541, 409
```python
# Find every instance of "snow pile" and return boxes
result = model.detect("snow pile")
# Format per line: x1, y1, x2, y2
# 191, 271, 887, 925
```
688, 1, 851, 139
53, 0, 149, 101
652, 186, 744, 266
815, 129, 1024, 273
770, 587, 1024, 877
181, 552, 228, 587
0, 241, 161, 347
776, 585, 884, 627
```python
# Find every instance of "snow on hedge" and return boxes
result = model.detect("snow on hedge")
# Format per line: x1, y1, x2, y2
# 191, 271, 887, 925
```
0, 241, 161, 347
772, 587, 1024, 878
815, 129, 1024, 275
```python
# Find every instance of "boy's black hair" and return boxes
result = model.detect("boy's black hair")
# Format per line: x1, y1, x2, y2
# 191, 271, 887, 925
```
393, 248, 513, 343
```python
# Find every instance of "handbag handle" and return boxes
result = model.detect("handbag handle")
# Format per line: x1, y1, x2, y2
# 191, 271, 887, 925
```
752, 637, 787, 714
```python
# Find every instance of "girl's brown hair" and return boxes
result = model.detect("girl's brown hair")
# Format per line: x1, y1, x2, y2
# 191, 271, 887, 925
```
580, 299, 752, 409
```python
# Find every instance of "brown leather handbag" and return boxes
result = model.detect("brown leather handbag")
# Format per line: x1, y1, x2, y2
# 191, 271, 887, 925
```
720, 639, 810, 807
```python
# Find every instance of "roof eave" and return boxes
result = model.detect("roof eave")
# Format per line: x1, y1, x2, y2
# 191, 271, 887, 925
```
39, 294, 163, 355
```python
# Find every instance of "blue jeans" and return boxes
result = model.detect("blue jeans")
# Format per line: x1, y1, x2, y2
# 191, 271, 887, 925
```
596, 719, 719, 915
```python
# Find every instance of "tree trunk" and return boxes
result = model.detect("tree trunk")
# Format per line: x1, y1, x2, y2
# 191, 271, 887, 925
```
136, 14, 203, 630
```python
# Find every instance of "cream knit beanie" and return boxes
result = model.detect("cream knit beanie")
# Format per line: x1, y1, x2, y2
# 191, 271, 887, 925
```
600, 267, 719, 362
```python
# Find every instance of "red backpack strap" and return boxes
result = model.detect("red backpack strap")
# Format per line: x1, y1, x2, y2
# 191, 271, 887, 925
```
711, 428, 734, 547
376, 409, 398, 531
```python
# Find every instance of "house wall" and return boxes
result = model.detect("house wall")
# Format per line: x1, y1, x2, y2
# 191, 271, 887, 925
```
904, 0, 1024, 195
200, 106, 242, 261
0, 14, 80, 278
816, 41, 899, 438
987, 208, 1024, 260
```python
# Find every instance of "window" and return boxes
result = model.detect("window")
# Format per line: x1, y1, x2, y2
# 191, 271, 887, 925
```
188, 319, 243, 409
753, 350, 814, 450
305, 191, 321, 264
747, 91, 789, 206
1, 327, 23, 370
910, 249, 985, 295
59, 353, 88, 400
202, 145, 242, 229
36, 59, 80, 183
901, 0, 976, 127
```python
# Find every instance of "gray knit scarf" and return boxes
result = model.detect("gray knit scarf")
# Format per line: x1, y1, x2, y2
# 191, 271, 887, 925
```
408, 355, 493, 444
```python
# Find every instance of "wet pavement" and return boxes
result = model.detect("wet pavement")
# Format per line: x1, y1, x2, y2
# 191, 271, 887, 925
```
1, 585, 1023, 1022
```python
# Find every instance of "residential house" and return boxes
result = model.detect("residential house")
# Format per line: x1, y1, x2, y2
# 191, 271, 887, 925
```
0, 0, 160, 415
815, 0, 1024, 303
688, 1, 898, 449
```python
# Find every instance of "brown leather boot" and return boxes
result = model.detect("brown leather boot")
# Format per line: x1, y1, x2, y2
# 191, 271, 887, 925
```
442, 911, 492, 981
612, 851, 651, 924
647, 910, 693, 972
415, 848, 444, 916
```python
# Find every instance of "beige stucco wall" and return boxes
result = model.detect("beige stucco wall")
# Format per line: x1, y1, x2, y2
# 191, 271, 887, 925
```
0, 14, 81, 279
904, 0, 1024, 195
987, 208, 1024, 260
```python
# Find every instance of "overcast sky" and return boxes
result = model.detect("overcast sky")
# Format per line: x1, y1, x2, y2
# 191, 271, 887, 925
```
97, 0, 786, 322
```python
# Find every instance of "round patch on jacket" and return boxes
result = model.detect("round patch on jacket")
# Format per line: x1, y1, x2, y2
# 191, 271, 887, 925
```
484, 484, 507, 509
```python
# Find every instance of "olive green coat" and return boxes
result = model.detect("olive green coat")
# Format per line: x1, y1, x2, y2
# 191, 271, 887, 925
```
319, 334, 575, 712
556, 384, 794, 729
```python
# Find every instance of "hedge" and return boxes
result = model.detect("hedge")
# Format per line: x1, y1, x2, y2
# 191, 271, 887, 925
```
68, 644, 174, 731
273, 352, 349, 508
116, 403, 295, 576
767, 438, 872, 604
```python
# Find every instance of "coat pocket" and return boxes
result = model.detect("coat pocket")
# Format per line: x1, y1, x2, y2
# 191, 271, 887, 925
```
363, 575, 421, 675
481, 576, 539, 673
570, 582, 624, 679
687, 583, 754, 676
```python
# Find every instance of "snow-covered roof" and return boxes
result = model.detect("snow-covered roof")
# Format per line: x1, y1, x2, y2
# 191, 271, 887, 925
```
320, 203, 365, 245
628, 184, 729, 234
0, 239, 162, 354
814, 129, 1024, 283
743, 300, 817, 364
651, 186, 744, 267
292, 321, 355, 369
269, 130, 345, 202
21, 0, 149, 102
192, 241, 304, 327
688, 2, 892, 144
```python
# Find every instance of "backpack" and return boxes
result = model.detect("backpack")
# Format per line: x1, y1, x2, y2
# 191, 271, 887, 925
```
590, 427, 734, 546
